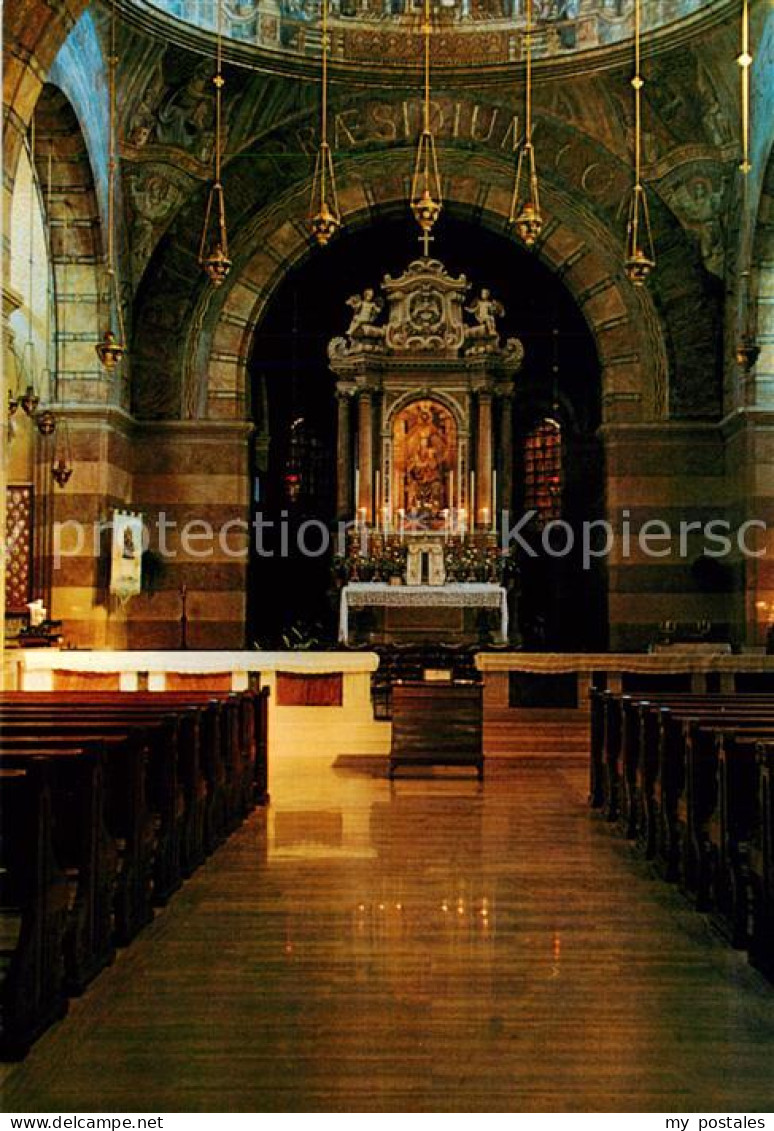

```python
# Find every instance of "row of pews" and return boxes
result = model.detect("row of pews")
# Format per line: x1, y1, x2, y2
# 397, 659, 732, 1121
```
589, 687, 774, 980
0, 687, 269, 1060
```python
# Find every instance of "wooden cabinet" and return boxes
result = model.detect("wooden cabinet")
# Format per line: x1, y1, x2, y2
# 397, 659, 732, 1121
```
389, 681, 483, 780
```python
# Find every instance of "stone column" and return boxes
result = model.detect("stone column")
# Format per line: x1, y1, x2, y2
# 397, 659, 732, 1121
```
499, 391, 514, 517
357, 391, 373, 522
476, 390, 493, 526
336, 388, 352, 520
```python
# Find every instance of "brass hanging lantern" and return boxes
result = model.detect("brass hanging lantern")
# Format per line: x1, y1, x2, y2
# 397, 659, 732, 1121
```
736, 270, 760, 372
96, 328, 125, 370
509, 0, 542, 247
51, 415, 74, 488
623, 0, 655, 285
308, 0, 341, 246
52, 458, 74, 488
20, 384, 40, 417
199, 1, 231, 284
96, 0, 128, 367
410, 0, 442, 255
35, 408, 57, 436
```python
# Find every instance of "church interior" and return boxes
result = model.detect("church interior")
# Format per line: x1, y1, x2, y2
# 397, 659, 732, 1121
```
3, 0, 774, 1114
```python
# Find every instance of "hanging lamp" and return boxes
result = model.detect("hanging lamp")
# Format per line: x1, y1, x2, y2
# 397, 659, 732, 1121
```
410, 0, 442, 255
509, 0, 543, 247
198, 0, 231, 285
623, 0, 655, 285
51, 414, 74, 488
96, 0, 127, 368
308, 0, 341, 246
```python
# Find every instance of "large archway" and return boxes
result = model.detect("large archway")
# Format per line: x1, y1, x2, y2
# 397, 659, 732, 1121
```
246, 213, 604, 649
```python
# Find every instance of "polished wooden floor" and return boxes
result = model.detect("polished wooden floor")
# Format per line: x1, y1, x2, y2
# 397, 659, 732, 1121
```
3, 753, 774, 1113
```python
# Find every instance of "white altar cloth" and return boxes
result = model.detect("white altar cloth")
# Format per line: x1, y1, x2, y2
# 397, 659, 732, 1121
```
338, 582, 508, 645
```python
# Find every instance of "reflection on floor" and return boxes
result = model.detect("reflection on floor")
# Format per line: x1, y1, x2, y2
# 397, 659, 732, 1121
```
3, 754, 774, 1113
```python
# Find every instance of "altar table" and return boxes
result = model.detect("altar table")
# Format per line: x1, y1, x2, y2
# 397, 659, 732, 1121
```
338, 582, 508, 646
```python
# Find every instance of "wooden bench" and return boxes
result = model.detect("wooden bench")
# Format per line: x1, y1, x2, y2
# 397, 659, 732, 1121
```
0, 687, 270, 1059
588, 688, 774, 981
0, 760, 71, 1060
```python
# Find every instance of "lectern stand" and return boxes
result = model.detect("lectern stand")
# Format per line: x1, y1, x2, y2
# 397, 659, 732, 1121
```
389, 681, 484, 780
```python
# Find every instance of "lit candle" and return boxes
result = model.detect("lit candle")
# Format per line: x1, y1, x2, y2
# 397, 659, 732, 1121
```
491, 469, 497, 532
482, 506, 489, 529
443, 508, 450, 543
448, 470, 454, 511
382, 504, 390, 536
398, 508, 405, 542
470, 471, 476, 533
459, 507, 467, 539
359, 506, 367, 531
375, 470, 381, 528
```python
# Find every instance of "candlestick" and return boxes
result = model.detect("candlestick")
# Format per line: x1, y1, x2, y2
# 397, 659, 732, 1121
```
470, 471, 475, 533
491, 469, 497, 532
375, 469, 381, 529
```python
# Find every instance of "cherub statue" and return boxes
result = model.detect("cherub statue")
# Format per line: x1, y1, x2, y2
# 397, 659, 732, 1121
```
465, 287, 504, 337
345, 287, 384, 338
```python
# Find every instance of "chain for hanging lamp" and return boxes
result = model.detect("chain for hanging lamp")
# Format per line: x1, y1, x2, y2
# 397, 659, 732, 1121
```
509, 0, 542, 247
96, 0, 127, 368
20, 117, 42, 416
38, 147, 59, 436
735, 0, 759, 373
624, 0, 656, 286
738, 0, 753, 175
198, 0, 231, 285
308, 0, 341, 246
410, 0, 442, 255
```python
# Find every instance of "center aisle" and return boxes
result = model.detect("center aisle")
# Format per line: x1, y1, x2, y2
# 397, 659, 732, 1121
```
4, 755, 774, 1113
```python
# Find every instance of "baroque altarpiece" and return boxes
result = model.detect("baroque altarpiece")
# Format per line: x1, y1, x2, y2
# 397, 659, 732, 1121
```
329, 257, 524, 535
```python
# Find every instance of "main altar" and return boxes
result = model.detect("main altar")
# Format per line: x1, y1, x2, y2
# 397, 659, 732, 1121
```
330, 257, 523, 646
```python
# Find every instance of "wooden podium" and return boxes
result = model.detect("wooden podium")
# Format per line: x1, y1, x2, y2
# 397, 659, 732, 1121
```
389, 681, 484, 780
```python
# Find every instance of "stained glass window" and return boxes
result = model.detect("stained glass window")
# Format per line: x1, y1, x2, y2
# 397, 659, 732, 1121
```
524, 418, 562, 523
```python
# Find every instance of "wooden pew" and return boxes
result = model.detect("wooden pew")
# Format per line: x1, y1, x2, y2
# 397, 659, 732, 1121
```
0, 743, 118, 994
0, 760, 71, 1059
750, 742, 774, 978
0, 687, 270, 1058
588, 689, 774, 980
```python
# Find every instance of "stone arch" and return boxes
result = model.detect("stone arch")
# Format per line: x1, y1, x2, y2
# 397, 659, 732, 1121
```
33, 83, 114, 407
177, 150, 669, 427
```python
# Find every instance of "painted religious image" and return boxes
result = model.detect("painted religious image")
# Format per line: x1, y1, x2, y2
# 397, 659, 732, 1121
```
393, 398, 457, 527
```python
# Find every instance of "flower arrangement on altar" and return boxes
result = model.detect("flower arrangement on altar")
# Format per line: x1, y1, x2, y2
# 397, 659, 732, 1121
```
334, 536, 408, 583
334, 535, 515, 586
443, 541, 507, 584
